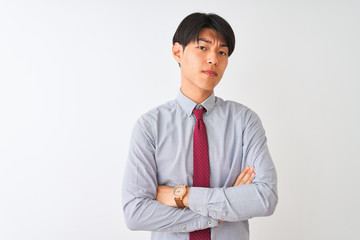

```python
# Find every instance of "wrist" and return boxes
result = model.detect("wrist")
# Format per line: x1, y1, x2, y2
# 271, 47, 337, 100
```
173, 185, 187, 209
183, 187, 190, 207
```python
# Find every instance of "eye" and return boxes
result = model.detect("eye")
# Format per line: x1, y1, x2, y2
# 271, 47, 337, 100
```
198, 46, 206, 51
219, 51, 227, 56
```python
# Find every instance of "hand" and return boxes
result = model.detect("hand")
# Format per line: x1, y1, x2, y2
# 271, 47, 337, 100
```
219, 166, 255, 223
233, 166, 255, 186
156, 167, 255, 210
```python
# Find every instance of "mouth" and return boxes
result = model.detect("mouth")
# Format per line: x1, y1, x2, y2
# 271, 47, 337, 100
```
203, 70, 218, 77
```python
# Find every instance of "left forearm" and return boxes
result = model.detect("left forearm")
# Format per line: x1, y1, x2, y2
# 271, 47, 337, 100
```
156, 166, 258, 221
189, 182, 278, 221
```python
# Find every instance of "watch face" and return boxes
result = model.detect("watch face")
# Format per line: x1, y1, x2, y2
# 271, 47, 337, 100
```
173, 186, 185, 197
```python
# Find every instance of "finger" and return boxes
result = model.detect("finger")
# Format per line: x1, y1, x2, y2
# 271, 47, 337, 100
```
240, 166, 255, 184
234, 167, 248, 186
234, 166, 249, 186
245, 172, 255, 184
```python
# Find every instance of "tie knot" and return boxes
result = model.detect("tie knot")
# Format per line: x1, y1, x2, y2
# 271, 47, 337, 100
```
193, 107, 207, 120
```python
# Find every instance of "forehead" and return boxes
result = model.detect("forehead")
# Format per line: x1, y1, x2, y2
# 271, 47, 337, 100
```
196, 28, 226, 44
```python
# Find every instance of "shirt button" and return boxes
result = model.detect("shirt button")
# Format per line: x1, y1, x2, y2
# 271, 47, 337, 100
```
222, 217, 226, 220
182, 226, 186, 231
208, 221, 212, 226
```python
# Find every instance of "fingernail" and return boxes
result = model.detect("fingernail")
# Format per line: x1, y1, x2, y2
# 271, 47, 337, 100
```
251, 173, 255, 177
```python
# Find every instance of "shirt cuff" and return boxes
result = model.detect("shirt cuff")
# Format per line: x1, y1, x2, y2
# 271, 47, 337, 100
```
184, 214, 218, 232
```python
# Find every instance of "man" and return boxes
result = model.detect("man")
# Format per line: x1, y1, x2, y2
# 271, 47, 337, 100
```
122, 12, 278, 240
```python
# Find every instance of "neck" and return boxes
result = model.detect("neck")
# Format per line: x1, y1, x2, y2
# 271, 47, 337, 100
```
180, 76, 214, 103
180, 85, 213, 104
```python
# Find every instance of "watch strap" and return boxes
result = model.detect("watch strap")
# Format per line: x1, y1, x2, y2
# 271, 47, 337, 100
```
175, 198, 186, 209
173, 185, 187, 209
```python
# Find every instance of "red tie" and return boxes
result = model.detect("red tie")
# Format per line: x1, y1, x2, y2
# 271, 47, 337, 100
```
190, 107, 211, 240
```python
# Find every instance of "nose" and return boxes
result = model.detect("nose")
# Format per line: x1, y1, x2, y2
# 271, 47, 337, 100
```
207, 52, 218, 65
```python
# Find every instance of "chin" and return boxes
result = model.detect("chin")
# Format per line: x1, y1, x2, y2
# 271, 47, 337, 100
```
201, 82, 219, 91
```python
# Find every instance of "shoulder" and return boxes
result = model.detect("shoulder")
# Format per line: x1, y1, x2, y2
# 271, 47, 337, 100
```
134, 99, 176, 131
216, 97, 266, 137
139, 99, 176, 120
130, 100, 177, 145
215, 96, 260, 121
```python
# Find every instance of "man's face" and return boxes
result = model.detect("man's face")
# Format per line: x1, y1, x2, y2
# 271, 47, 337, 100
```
173, 28, 229, 95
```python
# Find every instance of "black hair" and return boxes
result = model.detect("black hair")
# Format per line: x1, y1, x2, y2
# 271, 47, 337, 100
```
172, 12, 235, 57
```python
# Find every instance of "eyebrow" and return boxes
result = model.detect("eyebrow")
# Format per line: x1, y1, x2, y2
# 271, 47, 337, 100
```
198, 38, 228, 47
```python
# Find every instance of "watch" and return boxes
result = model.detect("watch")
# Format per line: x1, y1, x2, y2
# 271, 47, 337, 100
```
173, 185, 187, 209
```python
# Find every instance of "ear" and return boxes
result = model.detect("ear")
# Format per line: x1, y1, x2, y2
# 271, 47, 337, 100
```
172, 42, 183, 64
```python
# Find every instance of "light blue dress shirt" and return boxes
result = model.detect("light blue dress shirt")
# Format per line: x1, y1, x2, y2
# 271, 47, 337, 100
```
122, 90, 278, 240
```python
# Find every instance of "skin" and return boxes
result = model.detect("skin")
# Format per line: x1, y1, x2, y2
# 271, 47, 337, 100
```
156, 166, 255, 208
156, 28, 256, 219
173, 28, 229, 104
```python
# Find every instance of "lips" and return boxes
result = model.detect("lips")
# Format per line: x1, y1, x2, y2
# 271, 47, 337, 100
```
203, 70, 217, 76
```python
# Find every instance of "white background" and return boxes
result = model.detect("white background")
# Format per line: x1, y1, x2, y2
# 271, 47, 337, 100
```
1, 0, 359, 239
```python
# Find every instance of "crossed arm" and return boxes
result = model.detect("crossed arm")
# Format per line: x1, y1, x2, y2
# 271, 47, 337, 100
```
122, 114, 278, 232
156, 166, 256, 208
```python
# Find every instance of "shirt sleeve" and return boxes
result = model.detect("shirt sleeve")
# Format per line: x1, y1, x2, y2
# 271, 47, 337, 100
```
122, 118, 219, 232
188, 109, 278, 222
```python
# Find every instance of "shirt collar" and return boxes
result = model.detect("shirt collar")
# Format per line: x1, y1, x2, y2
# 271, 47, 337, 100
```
176, 89, 216, 117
